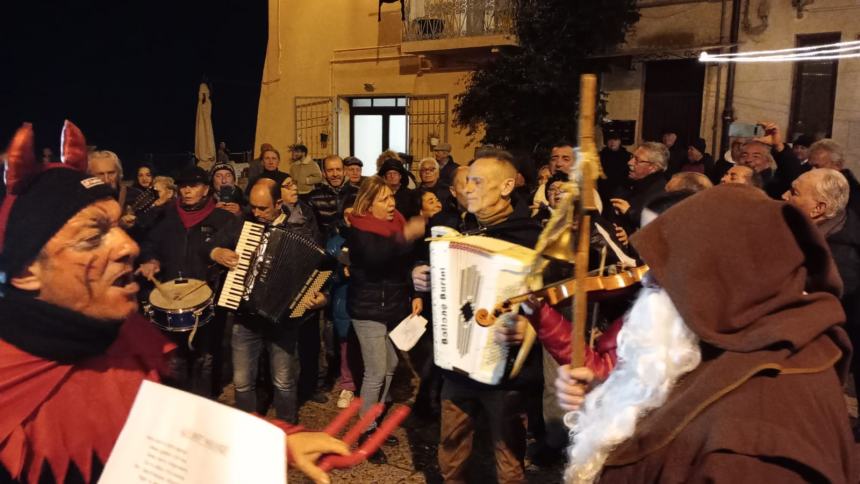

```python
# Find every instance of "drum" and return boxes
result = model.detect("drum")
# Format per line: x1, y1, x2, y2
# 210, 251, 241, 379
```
145, 278, 214, 332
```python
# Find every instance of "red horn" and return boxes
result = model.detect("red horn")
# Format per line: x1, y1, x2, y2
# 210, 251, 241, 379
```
60, 120, 88, 172
4, 123, 39, 195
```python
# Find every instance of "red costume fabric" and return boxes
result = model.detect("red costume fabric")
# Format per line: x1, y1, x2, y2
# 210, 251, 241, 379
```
525, 301, 621, 380
0, 314, 173, 483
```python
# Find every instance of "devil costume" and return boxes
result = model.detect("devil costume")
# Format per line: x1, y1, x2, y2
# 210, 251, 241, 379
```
0, 122, 173, 483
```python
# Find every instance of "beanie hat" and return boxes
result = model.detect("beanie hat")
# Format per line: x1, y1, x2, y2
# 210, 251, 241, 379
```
210, 162, 236, 181
690, 137, 707, 155
794, 134, 814, 148
0, 122, 115, 280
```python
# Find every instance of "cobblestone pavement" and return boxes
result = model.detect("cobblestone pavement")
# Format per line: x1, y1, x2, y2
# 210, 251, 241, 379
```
217, 359, 566, 483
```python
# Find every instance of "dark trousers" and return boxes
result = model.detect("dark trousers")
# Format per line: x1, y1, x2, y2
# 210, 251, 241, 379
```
163, 311, 224, 398
438, 377, 527, 484
297, 313, 322, 400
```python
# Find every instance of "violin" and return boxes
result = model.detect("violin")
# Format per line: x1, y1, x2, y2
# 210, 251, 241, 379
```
474, 265, 648, 326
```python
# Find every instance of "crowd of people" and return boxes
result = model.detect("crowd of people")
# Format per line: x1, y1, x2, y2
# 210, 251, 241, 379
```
1, 117, 859, 483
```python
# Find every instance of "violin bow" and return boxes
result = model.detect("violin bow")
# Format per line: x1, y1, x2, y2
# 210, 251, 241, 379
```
572, 74, 602, 367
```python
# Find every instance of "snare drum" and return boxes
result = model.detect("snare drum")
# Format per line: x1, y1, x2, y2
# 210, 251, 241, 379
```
145, 278, 214, 332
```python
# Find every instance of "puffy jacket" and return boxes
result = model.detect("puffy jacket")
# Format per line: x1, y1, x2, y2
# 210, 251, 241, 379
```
303, 182, 357, 237
345, 226, 415, 324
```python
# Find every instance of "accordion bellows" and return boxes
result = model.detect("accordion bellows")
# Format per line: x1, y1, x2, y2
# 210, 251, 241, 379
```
218, 221, 332, 323
429, 228, 539, 385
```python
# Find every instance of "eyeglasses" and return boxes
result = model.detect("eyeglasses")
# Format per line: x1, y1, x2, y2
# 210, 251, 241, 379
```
630, 155, 653, 165
281, 181, 297, 189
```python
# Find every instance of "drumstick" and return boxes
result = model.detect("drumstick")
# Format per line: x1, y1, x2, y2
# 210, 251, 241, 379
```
146, 275, 172, 300
173, 281, 209, 301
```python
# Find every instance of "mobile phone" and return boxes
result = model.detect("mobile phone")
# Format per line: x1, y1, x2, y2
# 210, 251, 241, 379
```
728, 122, 765, 138
219, 185, 237, 203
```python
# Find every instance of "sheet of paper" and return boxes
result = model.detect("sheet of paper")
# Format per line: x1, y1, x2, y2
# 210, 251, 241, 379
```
100, 380, 287, 484
389, 314, 428, 351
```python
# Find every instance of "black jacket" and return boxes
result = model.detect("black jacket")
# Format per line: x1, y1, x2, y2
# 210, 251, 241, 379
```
452, 201, 543, 390
438, 158, 458, 188
827, 209, 860, 299
303, 182, 357, 238
346, 224, 415, 324
761, 147, 802, 199
598, 146, 632, 207
614, 171, 666, 232
393, 186, 421, 218
139, 202, 241, 284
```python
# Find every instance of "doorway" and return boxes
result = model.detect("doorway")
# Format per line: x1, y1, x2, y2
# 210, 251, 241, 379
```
349, 97, 407, 176
641, 59, 705, 149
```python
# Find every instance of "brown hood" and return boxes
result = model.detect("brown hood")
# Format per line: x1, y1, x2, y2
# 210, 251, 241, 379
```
630, 183, 845, 353
605, 184, 853, 468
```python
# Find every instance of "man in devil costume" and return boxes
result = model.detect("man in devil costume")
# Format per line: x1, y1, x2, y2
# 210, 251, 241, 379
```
0, 123, 351, 484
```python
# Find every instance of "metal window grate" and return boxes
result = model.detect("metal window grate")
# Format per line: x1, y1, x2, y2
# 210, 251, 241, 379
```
295, 97, 334, 159
402, 0, 516, 42
407, 95, 449, 160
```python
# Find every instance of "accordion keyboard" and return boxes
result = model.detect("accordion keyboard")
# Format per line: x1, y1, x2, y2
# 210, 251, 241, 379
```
217, 221, 265, 310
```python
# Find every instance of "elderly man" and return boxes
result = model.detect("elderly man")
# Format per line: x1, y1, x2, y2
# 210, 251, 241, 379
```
558, 184, 856, 483
89, 150, 135, 209
784, 169, 860, 438
378, 158, 420, 218
418, 157, 452, 207
609, 141, 668, 232
437, 149, 543, 483
736, 123, 802, 199
433, 142, 457, 187
343, 156, 365, 187
305, 155, 358, 239
289, 144, 323, 195
720, 164, 763, 188
247, 142, 274, 182
808, 139, 860, 215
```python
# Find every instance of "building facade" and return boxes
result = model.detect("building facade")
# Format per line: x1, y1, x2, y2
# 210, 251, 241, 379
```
255, 0, 860, 174
255, 0, 516, 175
602, 0, 860, 173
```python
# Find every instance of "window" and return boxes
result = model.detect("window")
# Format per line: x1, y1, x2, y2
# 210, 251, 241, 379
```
349, 98, 408, 176
789, 33, 840, 140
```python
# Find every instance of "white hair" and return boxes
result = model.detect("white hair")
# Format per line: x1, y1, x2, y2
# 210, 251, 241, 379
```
87, 150, 123, 179
637, 142, 669, 172
419, 157, 439, 171
811, 168, 849, 219
564, 287, 702, 484
809, 139, 845, 169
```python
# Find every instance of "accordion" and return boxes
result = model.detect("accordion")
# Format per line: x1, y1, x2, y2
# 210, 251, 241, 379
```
217, 221, 332, 323
429, 228, 539, 385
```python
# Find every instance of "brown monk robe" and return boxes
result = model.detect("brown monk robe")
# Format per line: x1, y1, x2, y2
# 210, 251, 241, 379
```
602, 184, 857, 482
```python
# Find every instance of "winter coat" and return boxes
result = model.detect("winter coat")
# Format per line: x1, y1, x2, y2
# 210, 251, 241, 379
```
345, 221, 415, 324
139, 203, 240, 284
303, 182, 358, 237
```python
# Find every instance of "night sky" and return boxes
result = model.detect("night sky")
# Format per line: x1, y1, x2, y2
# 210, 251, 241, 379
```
2, 0, 267, 174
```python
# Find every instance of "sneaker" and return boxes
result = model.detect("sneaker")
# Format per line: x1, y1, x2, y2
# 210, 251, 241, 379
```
336, 390, 355, 409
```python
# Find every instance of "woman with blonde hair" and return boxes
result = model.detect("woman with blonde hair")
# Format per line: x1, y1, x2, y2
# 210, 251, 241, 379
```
346, 175, 425, 460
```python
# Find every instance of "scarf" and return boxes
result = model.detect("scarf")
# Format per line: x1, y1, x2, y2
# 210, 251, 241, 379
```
476, 202, 513, 227
348, 210, 406, 238
175, 197, 216, 229
0, 290, 122, 362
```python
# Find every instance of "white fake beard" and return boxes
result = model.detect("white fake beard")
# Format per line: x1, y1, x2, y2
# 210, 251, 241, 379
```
563, 287, 702, 484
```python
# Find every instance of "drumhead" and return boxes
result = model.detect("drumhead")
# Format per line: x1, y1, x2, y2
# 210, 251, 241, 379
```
149, 279, 213, 310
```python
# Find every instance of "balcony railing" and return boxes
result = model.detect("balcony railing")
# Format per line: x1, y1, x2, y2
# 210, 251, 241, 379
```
402, 0, 517, 42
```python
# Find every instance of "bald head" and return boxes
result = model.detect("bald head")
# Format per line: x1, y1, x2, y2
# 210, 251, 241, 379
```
249, 178, 282, 223
465, 151, 517, 222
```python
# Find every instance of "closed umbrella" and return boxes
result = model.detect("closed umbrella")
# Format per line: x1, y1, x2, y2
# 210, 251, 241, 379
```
195, 82, 216, 172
